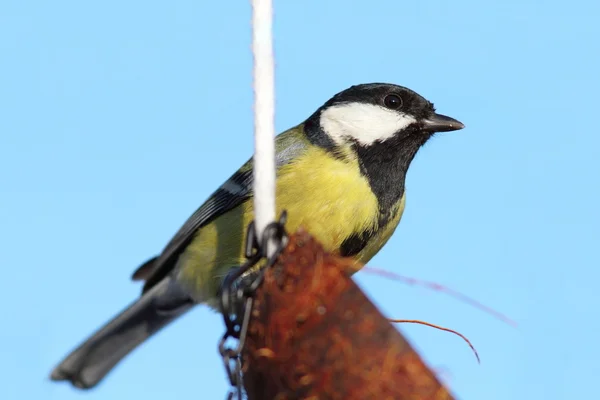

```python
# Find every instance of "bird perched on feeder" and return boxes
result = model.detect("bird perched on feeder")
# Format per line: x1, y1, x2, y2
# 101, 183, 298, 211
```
50, 83, 464, 389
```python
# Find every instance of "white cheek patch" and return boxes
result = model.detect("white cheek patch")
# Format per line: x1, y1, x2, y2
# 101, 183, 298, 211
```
319, 102, 417, 146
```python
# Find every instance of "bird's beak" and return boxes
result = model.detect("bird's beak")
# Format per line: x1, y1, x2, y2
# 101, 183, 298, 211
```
421, 113, 465, 132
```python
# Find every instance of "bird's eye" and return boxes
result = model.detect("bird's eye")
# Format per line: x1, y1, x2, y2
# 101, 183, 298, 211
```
383, 94, 403, 109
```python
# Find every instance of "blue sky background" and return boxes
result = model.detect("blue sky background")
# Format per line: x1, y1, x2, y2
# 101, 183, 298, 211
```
1, 1, 598, 399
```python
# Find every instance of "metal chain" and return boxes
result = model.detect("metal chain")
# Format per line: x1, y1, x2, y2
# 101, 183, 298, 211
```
218, 211, 288, 400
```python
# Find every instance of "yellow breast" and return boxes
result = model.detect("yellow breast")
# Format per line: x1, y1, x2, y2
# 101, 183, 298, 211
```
178, 146, 406, 301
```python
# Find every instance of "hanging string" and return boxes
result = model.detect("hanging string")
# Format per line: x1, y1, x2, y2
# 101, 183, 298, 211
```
251, 0, 277, 255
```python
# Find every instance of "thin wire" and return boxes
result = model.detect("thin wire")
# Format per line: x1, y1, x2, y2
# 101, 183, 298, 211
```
389, 319, 481, 363
363, 266, 518, 328
251, 0, 276, 256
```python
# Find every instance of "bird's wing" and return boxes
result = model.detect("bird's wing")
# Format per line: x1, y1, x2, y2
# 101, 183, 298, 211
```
133, 126, 308, 293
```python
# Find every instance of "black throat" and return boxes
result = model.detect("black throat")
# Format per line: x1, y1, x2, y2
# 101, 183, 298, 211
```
337, 131, 432, 258
355, 128, 432, 217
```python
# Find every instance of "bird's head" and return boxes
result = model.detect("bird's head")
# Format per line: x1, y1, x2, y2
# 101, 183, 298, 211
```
303, 83, 464, 210
305, 82, 464, 151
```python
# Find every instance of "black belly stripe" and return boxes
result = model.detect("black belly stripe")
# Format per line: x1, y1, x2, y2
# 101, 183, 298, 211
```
339, 205, 402, 257
340, 229, 375, 257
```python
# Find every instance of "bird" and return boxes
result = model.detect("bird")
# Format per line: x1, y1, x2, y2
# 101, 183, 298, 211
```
50, 82, 464, 389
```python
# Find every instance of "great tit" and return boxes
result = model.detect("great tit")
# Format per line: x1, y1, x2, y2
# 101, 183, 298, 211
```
50, 83, 464, 389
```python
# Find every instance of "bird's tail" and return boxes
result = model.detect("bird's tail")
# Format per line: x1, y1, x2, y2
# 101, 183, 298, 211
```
49, 277, 193, 389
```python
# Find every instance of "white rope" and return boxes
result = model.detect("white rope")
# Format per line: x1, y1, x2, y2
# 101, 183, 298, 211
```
251, 0, 276, 254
